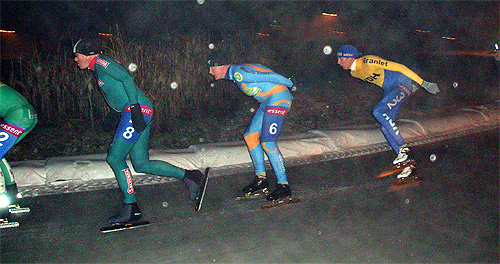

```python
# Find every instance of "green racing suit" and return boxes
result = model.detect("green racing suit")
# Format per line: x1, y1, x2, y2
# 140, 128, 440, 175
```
88, 55, 186, 204
0, 82, 38, 206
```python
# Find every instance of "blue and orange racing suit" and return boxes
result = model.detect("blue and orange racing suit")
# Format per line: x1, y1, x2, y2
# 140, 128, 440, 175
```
350, 55, 425, 153
224, 64, 293, 184
88, 55, 186, 204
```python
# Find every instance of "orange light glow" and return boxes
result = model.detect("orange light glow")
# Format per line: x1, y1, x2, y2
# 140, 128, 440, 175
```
0, 30, 16, 33
322, 13, 337, 17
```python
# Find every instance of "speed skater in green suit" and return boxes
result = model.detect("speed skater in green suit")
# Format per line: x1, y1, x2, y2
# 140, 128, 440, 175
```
0, 82, 38, 222
73, 39, 207, 225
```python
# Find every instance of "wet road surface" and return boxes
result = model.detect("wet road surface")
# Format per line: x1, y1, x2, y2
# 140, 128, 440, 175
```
1, 130, 498, 263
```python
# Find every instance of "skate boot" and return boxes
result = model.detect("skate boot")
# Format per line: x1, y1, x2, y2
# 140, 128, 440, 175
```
6, 184, 21, 208
242, 176, 269, 196
266, 184, 292, 201
397, 165, 413, 179
393, 147, 410, 165
183, 170, 205, 201
0, 205, 9, 220
108, 202, 142, 225
388, 166, 422, 192
0, 202, 12, 226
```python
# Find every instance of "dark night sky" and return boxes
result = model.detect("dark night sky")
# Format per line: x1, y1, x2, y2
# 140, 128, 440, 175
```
1, 1, 499, 50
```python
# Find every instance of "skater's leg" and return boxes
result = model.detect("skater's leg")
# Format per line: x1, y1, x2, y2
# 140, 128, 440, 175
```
373, 88, 407, 154
244, 106, 267, 176
262, 141, 287, 183
108, 108, 158, 204
0, 171, 10, 220
261, 105, 290, 184
380, 126, 400, 153
107, 137, 137, 204
0, 158, 14, 185
129, 124, 185, 180
127, 118, 205, 202
241, 107, 270, 195
261, 103, 293, 201
0, 159, 21, 207
104, 108, 152, 224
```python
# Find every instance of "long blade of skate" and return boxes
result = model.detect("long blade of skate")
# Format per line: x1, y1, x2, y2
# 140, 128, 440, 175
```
236, 191, 268, 200
9, 207, 30, 214
195, 167, 210, 212
376, 159, 416, 179
387, 177, 423, 192
260, 197, 301, 209
0, 221, 20, 229
100, 220, 150, 233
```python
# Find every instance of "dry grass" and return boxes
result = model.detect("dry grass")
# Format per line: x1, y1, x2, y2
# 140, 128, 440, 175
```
4, 30, 498, 161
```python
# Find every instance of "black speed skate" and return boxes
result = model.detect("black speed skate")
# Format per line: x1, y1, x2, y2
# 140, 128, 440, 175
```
0, 206, 18, 229
100, 203, 148, 233
243, 176, 269, 195
6, 184, 30, 214
261, 184, 300, 209
6, 184, 20, 207
266, 184, 291, 201
183, 168, 210, 212
108, 202, 142, 225
236, 176, 269, 200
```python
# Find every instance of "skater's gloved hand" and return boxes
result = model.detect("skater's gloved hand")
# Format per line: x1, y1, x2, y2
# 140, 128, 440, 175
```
287, 78, 297, 92
421, 81, 440, 94
411, 83, 419, 93
130, 103, 147, 133
101, 111, 120, 132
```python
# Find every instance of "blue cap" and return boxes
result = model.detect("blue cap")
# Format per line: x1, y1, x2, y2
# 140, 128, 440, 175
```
336, 45, 361, 58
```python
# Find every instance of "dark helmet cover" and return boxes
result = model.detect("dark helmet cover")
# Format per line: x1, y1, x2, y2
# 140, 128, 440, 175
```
73, 39, 101, 56
207, 50, 229, 67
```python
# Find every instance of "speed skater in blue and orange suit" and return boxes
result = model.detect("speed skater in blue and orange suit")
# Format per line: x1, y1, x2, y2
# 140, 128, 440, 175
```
73, 39, 207, 225
207, 50, 294, 201
336, 45, 440, 179
0, 82, 38, 222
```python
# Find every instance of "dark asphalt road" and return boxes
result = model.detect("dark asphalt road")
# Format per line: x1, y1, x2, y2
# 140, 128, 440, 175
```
1, 130, 498, 263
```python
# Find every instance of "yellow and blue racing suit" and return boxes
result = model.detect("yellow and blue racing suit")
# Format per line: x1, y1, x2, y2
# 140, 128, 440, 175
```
350, 55, 424, 153
225, 64, 293, 184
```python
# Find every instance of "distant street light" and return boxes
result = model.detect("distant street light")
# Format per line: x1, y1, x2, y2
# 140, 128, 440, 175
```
441, 36, 457, 40
322, 13, 337, 17
0, 30, 16, 33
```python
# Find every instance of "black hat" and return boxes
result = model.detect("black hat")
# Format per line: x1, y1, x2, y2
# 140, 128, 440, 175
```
207, 50, 229, 67
73, 39, 101, 56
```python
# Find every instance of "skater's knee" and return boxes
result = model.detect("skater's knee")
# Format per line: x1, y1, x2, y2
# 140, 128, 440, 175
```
244, 132, 260, 151
106, 155, 125, 168
372, 107, 385, 121
131, 161, 148, 174
262, 141, 279, 154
